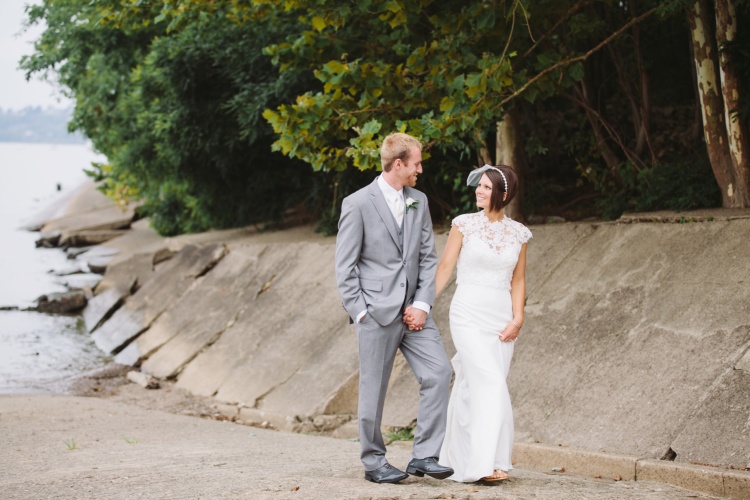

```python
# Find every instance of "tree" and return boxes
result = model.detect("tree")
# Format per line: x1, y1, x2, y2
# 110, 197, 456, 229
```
22, 0, 740, 232
22, 0, 319, 235
685, 0, 750, 206
261, 0, 591, 220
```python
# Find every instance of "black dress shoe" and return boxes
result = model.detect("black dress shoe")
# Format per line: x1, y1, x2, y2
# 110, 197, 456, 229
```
406, 457, 454, 480
364, 463, 409, 484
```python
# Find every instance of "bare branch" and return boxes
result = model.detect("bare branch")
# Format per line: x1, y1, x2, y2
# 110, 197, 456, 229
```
496, 6, 657, 111
564, 88, 649, 172
522, 0, 590, 59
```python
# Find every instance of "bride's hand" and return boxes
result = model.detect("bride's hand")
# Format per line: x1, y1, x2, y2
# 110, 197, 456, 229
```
403, 306, 426, 331
499, 322, 520, 342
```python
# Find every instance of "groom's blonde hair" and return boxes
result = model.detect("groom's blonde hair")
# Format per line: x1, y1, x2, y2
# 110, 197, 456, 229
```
381, 133, 422, 172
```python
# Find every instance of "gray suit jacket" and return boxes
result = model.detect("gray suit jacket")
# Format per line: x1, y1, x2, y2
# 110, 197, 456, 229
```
335, 178, 438, 326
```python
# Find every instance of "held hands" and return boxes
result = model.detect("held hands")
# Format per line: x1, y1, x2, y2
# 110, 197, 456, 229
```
402, 305, 427, 331
499, 320, 522, 342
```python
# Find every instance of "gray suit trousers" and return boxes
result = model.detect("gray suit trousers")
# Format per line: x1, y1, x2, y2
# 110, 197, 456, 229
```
356, 313, 452, 471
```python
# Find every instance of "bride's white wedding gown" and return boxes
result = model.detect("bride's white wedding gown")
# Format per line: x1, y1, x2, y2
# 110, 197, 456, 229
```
439, 211, 532, 482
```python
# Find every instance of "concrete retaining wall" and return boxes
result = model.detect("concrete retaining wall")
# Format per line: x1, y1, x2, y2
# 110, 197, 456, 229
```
89, 219, 750, 467
84, 214, 750, 478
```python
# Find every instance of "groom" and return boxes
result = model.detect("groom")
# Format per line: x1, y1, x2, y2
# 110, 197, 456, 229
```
335, 132, 453, 484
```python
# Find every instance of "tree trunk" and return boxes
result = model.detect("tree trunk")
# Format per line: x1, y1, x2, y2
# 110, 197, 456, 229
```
715, 0, 750, 205
476, 131, 492, 166
687, 0, 739, 207
688, 30, 705, 141
630, 0, 656, 164
496, 110, 526, 222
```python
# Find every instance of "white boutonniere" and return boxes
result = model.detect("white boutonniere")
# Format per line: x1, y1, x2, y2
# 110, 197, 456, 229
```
405, 197, 419, 212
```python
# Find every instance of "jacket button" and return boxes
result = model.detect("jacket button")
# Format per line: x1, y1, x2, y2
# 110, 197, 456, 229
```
400, 283, 405, 287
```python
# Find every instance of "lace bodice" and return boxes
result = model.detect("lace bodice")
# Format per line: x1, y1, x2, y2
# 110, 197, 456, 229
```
453, 211, 532, 289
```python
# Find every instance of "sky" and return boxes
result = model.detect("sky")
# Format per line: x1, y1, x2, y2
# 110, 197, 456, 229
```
0, 0, 73, 111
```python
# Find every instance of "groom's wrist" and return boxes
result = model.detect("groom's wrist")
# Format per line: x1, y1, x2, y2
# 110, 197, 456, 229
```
356, 310, 367, 323
411, 301, 430, 315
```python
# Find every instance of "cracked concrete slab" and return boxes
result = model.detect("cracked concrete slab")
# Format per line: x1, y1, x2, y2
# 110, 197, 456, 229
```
91, 244, 227, 354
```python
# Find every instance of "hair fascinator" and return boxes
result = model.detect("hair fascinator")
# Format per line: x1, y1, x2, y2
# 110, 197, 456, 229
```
466, 165, 508, 192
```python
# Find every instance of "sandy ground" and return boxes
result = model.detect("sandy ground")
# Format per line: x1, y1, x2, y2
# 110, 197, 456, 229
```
0, 365, 726, 500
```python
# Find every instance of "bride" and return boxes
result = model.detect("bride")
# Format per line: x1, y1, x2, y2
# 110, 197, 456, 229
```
434, 165, 531, 482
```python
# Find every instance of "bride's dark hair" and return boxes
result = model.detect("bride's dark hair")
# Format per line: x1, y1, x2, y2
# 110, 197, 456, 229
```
484, 166, 518, 211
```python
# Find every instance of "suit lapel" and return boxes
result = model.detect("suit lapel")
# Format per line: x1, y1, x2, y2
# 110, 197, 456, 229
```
369, 179, 402, 253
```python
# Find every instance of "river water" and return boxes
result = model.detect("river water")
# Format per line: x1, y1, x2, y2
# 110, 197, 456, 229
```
0, 142, 110, 394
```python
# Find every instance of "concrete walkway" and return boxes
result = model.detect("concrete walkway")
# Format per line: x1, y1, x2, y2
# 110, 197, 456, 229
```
1, 395, 727, 500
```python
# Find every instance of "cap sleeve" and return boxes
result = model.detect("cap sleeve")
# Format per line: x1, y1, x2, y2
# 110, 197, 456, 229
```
520, 224, 532, 244
452, 213, 470, 234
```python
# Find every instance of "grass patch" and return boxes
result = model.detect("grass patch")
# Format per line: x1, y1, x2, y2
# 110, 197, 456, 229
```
384, 428, 414, 443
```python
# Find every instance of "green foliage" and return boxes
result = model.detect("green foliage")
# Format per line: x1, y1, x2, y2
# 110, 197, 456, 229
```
310, 168, 375, 236
110, 16, 318, 234
634, 159, 722, 212
596, 158, 721, 220
262, 0, 549, 173
22, 1, 318, 235
21, 0, 736, 233
384, 427, 414, 443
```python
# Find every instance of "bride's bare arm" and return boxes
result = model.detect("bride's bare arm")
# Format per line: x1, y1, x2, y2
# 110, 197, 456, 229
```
500, 243, 528, 342
435, 225, 463, 296
404, 225, 463, 330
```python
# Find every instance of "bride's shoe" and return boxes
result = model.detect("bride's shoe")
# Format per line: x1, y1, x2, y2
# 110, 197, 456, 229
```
480, 470, 509, 482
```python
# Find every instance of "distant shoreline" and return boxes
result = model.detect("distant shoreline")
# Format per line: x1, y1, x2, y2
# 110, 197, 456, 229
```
0, 106, 87, 145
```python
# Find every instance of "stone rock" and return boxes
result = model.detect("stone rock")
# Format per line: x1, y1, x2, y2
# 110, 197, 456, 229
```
126, 370, 160, 389
75, 246, 120, 274
35, 231, 61, 248
84, 281, 134, 333
35, 290, 87, 314
59, 229, 129, 248
49, 263, 84, 276
173, 242, 358, 425
92, 244, 227, 354
65, 246, 94, 258
86, 258, 111, 274
133, 245, 269, 376
56, 273, 102, 291
545, 215, 566, 224
41, 203, 135, 235
113, 342, 142, 367
88, 251, 153, 300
